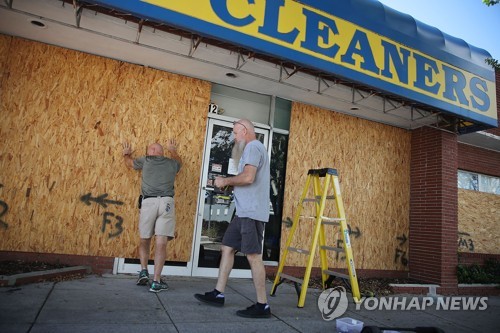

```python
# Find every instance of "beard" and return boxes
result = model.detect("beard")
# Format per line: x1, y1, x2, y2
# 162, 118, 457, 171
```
231, 140, 246, 165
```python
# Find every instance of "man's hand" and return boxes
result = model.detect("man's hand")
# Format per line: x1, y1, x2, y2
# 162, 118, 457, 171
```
166, 139, 182, 165
122, 142, 134, 169
215, 165, 256, 188
166, 139, 177, 152
214, 176, 227, 189
122, 142, 132, 156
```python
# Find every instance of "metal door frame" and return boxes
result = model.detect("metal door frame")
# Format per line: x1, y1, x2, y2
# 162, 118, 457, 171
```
190, 115, 270, 278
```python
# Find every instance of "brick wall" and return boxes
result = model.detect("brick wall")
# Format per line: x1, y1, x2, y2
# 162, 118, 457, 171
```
409, 127, 458, 288
458, 143, 500, 177
458, 253, 500, 266
391, 285, 500, 296
0, 251, 114, 275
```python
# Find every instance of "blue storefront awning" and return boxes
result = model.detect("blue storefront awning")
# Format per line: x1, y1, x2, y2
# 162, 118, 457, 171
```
88, 0, 498, 129
320, 0, 494, 79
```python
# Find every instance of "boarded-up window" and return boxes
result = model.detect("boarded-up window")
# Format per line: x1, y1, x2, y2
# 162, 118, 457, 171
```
458, 170, 500, 195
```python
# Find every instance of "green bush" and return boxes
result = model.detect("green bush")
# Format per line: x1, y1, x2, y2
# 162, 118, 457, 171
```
457, 259, 500, 284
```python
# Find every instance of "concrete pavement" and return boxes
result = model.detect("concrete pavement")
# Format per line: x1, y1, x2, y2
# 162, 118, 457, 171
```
1, 273, 499, 332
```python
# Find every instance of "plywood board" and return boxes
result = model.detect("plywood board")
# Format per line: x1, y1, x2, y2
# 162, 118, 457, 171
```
281, 103, 411, 270
0, 36, 211, 262
458, 189, 500, 254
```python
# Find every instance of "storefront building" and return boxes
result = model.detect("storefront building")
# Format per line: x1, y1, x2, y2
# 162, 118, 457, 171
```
1, 0, 499, 293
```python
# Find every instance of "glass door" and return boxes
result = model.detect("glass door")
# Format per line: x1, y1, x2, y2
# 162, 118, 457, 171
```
191, 117, 269, 277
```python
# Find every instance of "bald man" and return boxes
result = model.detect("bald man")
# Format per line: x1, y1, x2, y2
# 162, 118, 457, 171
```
194, 119, 272, 318
123, 139, 182, 293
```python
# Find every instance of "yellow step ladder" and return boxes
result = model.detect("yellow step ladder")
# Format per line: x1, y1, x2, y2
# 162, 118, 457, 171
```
270, 168, 361, 307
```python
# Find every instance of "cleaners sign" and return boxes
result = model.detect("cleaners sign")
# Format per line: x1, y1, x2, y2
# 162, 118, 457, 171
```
92, 0, 497, 128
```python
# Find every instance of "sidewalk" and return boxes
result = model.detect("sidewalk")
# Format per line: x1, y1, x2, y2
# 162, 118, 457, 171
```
1, 273, 498, 333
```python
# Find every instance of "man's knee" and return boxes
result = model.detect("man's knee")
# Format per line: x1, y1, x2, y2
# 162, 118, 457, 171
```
221, 245, 236, 255
140, 238, 151, 245
155, 235, 168, 247
246, 253, 263, 264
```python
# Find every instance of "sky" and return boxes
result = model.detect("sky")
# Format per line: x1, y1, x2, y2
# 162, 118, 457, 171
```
377, 0, 500, 61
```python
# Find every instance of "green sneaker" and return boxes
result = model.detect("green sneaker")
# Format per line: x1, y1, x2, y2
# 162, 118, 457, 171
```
136, 269, 149, 285
149, 280, 169, 293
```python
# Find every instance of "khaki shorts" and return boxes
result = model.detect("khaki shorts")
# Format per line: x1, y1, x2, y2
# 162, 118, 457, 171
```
139, 196, 175, 239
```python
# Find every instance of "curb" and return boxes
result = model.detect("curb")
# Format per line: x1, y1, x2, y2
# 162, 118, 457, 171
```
390, 283, 439, 296
0, 266, 91, 287
390, 283, 500, 296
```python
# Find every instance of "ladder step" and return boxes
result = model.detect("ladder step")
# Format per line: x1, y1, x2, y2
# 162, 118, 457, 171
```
288, 247, 310, 255
299, 215, 344, 225
299, 215, 317, 220
299, 216, 344, 221
323, 269, 349, 280
302, 195, 335, 203
320, 245, 345, 253
280, 273, 304, 285
322, 216, 345, 222
322, 221, 340, 226
322, 216, 344, 226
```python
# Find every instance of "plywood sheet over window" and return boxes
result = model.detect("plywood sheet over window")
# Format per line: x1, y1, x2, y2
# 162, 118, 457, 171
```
0, 35, 210, 261
281, 103, 411, 271
458, 189, 500, 255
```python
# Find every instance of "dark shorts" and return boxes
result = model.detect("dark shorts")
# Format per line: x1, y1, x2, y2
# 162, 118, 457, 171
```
222, 216, 265, 254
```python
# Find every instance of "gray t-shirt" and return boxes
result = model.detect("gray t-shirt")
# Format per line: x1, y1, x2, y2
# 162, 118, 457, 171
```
234, 140, 270, 222
133, 156, 181, 197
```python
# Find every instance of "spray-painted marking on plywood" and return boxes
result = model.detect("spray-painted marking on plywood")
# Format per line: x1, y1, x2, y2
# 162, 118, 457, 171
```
102, 212, 124, 239
458, 231, 475, 252
396, 233, 407, 246
348, 225, 361, 238
80, 193, 125, 239
336, 239, 346, 261
0, 200, 8, 229
80, 193, 124, 208
335, 224, 362, 261
394, 248, 408, 266
394, 233, 409, 266
0, 184, 8, 229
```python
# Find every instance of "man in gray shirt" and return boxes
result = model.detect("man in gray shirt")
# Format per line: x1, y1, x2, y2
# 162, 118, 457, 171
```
194, 119, 271, 318
123, 139, 181, 293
